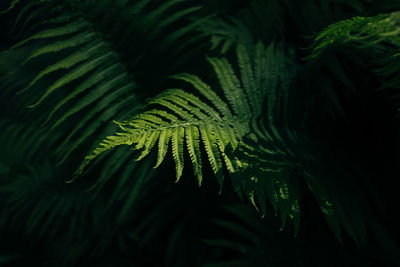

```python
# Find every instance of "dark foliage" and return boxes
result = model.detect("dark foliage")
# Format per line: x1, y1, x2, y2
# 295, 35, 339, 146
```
0, 0, 399, 266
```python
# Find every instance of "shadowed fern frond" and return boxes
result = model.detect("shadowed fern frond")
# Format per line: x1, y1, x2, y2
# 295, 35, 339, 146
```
230, 106, 369, 243
0, 0, 208, 163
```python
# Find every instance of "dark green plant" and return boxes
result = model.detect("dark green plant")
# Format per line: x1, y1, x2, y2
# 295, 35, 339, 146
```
1, 0, 399, 266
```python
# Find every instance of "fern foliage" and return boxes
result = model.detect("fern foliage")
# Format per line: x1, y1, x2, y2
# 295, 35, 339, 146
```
0, 0, 208, 164
77, 42, 295, 189
1, 0, 400, 265
0, 120, 157, 266
230, 125, 369, 243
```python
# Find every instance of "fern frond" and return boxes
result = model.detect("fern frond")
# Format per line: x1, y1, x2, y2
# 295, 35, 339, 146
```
310, 15, 376, 58
5, 0, 55, 36
77, 41, 292, 188
11, 18, 88, 49
231, 134, 301, 231
21, 31, 96, 67
310, 10, 400, 60
310, 10, 400, 110
77, 87, 242, 185
230, 112, 369, 243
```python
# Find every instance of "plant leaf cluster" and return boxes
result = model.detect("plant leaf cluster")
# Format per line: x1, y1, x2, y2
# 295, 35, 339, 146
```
0, 0, 399, 266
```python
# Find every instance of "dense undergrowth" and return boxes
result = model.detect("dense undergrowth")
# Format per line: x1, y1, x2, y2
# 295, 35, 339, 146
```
0, 0, 399, 266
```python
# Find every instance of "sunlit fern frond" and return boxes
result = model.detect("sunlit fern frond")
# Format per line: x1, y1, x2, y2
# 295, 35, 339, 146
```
76, 41, 296, 189
77, 73, 242, 188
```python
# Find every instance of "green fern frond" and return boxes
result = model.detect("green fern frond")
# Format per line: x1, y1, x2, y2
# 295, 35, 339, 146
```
76, 41, 293, 189
76, 86, 242, 186
311, 10, 400, 57
4, 0, 57, 36
310, 14, 382, 58
311, 10, 400, 109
